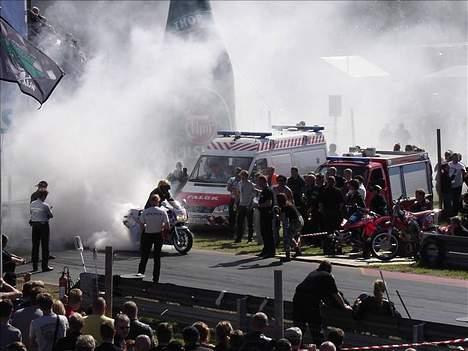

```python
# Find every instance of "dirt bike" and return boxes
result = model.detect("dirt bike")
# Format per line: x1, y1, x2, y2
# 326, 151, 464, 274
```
370, 197, 439, 261
321, 207, 381, 258
123, 200, 194, 255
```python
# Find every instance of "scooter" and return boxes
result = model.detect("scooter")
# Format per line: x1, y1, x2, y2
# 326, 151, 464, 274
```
370, 197, 439, 261
123, 200, 194, 255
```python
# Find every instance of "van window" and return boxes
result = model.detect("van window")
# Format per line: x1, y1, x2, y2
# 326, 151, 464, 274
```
402, 162, 429, 198
189, 156, 253, 184
293, 149, 326, 173
389, 167, 403, 199
271, 154, 292, 175
251, 158, 268, 176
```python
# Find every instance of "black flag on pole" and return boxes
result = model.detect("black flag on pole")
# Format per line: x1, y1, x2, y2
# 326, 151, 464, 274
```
0, 16, 63, 105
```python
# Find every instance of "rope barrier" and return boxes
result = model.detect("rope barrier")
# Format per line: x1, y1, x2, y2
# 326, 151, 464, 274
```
341, 337, 468, 350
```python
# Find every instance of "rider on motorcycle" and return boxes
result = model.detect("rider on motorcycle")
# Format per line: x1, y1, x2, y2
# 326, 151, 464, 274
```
344, 180, 366, 224
145, 180, 174, 209
409, 189, 432, 212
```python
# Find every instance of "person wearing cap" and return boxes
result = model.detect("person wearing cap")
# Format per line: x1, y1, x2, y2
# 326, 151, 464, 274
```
145, 180, 174, 209
369, 185, 387, 216
138, 194, 169, 283
29, 189, 54, 272
30, 181, 48, 203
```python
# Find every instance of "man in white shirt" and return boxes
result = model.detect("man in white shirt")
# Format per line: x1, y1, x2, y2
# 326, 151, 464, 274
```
448, 153, 466, 215
138, 194, 170, 283
235, 170, 256, 243
30, 293, 68, 351
30, 190, 53, 272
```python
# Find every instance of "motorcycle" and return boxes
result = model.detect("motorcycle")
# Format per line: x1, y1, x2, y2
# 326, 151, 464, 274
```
370, 197, 439, 261
321, 207, 381, 258
123, 200, 194, 255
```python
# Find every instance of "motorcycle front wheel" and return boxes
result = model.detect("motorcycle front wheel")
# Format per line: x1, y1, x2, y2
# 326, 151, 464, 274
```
173, 227, 194, 255
371, 230, 399, 261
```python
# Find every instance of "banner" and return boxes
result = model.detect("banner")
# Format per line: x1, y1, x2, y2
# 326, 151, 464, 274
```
0, 16, 63, 105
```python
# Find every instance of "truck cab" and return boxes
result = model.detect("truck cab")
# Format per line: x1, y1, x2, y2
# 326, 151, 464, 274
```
318, 148, 433, 208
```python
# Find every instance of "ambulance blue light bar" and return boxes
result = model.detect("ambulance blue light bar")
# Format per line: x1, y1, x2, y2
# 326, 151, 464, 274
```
272, 125, 324, 132
217, 131, 273, 138
326, 156, 370, 164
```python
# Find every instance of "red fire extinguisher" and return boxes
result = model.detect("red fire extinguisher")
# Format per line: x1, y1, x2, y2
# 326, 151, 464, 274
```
59, 267, 70, 300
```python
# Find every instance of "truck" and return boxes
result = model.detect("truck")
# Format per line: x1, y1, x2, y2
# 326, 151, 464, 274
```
317, 147, 433, 208
178, 125, 327, 226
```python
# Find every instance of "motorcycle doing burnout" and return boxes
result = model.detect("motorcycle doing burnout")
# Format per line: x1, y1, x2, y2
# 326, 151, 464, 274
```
123, 200, 194, 254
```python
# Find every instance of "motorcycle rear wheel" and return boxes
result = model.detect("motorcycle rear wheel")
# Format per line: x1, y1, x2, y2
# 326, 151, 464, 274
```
371, 230, 399, 261
173, 228, 194, 255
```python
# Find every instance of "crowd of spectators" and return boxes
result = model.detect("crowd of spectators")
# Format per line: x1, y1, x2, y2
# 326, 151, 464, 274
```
228, 164, 387, 260
0, 275, 351, 351
227, 146, 468, 259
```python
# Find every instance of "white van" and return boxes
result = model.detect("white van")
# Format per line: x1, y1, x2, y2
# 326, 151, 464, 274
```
178, 126, 327, 226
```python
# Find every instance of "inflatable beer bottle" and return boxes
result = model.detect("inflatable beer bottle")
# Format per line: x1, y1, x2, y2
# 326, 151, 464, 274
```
164, 0, 236, 164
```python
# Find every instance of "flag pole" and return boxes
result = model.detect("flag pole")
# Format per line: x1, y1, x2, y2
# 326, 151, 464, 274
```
0, 5, 4, 281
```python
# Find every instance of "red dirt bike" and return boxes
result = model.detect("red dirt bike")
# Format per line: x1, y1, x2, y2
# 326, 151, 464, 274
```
320, 207, 381, 258
370, 196, 440, 261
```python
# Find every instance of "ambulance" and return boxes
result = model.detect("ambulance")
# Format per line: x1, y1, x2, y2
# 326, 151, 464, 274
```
178, 125, 327, 226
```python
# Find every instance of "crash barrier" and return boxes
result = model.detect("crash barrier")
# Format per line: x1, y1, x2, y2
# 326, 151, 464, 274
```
80, 270, 468, 345
340, 337, 468, 350
420, 232, 468, 268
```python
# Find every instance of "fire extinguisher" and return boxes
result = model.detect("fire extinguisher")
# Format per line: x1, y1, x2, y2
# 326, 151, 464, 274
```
59, 267, 70, 299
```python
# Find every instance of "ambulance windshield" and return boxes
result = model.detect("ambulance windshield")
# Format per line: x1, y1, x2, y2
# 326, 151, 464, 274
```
190, 156, 253, 183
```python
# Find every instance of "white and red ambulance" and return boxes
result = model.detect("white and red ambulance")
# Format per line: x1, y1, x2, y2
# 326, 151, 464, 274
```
178, 125, 327, 226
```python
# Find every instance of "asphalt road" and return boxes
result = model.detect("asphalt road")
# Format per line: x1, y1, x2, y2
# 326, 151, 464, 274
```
17, 247, 468, 327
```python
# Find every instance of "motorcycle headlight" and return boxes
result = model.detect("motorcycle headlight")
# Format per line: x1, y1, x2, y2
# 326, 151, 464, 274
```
176, 213, 187, 222
213, 205, 229, 215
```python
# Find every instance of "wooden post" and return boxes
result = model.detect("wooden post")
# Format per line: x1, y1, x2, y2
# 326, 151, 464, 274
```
237, 297, 248, 331
105, 246, 113, 317
274, 270, 284, 339
412, 323, 425, 342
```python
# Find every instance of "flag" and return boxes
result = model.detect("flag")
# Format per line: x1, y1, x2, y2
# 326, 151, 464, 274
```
0, 16, 63, 105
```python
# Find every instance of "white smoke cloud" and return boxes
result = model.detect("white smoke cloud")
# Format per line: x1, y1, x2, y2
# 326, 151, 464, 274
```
3, 1, 466, 250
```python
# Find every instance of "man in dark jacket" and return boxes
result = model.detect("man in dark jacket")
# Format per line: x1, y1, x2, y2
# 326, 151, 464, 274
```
319, 177, 344, 233
122, 301, 154, 343
287, 167, 305, 213
54, 313, 84, 351
293, 261, 352, 344
240, 312, 274, 351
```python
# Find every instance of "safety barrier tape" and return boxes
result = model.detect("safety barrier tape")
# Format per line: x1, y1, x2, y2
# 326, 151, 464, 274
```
299, 232, 329, 238
340, 337, 468, 350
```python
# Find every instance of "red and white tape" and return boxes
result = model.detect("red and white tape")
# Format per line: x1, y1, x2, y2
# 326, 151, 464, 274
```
299, 232, 329, 239
341, 337, 468, 351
